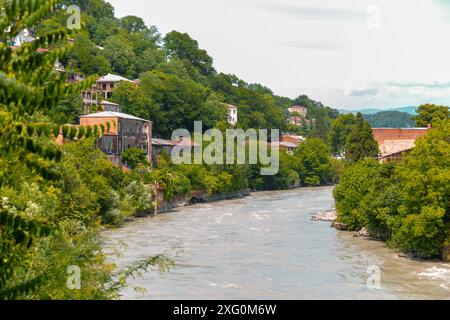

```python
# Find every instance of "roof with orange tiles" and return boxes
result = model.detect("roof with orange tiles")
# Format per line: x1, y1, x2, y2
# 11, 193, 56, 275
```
372, 128, 430, 157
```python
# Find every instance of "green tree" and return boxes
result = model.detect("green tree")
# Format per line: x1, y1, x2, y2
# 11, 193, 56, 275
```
121, 147, 149, 169
103, 34, 137, 79
344, 113, 379, 162
293, 138, 332, 186
67, 34, 111, 76
121, 16, 148, 34
328, 114, 356, 156
414, 104, 450, 127
140, 70, 224, 137
164, 31, 216, 77
112, 82, 152, 120
333, 159, 383, 230
45, 93, 84, 125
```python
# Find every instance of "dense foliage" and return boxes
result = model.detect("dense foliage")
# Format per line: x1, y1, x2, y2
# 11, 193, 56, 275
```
0, 0, 171, 300
328, 113, 379, 162
334, 120, 450, 259
414, 104, 450, 127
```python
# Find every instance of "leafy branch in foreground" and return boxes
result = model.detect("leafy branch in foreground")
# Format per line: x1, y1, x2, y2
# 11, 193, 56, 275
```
0, 0, 167, 300
109, 254, 175, 296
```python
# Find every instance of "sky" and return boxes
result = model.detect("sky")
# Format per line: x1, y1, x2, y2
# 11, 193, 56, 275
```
107, 0, 450, 110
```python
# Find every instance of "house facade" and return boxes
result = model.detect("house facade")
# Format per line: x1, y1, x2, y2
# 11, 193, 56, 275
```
96, 73, 133, 99
287, 106, 309, 127
226, 104, 238, 125
81, 73, 133, 113
79, 111, 152, 165
288, 106, 308, 116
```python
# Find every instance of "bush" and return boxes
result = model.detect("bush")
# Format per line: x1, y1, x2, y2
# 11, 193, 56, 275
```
333, 159, 382, 230
304, 176, 320, 186
121, 147, 149, 169
293, 138, 332, 186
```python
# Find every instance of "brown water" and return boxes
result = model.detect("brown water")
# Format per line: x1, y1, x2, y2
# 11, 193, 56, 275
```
102, 186, 450, 300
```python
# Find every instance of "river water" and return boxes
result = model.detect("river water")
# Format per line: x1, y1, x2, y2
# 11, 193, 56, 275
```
102, 186, 450, 300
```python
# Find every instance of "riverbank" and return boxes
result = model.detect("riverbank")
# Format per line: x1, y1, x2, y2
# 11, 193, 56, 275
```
153, 184, 332, 215
153, 189, 252, 214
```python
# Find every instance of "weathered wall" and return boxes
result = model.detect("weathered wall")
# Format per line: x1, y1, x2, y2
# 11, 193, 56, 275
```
79, 117, 119, 134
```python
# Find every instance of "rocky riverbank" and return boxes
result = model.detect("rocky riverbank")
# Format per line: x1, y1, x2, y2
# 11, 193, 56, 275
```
311, 209, 370, 238
155, 189, 252, 214
311, 209, 337, 222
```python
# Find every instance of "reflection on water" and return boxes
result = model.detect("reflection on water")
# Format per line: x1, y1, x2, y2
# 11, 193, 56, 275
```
102, 186, 450, 300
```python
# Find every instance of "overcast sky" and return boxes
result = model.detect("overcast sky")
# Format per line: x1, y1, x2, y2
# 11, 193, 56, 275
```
108, 0, 450, 109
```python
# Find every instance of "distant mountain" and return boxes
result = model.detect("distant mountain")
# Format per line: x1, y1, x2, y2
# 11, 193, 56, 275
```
339, 106, 418, 115
364, 111, 416, 128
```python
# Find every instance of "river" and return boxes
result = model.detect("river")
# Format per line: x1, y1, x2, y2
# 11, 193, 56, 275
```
102, 186, 450, 300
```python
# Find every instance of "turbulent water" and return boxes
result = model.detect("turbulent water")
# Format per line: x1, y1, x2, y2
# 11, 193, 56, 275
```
102, 187, 450, 300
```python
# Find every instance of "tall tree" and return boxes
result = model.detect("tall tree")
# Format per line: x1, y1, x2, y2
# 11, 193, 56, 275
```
67, 34, 111, 76
103, 34, 137, 78
164, 31, 216, 77
344, 113, 379, 162
328, 114, 357, 156
293, 138, 332, 186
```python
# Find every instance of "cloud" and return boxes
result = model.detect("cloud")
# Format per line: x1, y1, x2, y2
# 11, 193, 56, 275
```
347, 86, 381, 96
276, 40, 347, 51
385, 81, 450, 89
258, 4, 365, 21
345, 81, 450, 103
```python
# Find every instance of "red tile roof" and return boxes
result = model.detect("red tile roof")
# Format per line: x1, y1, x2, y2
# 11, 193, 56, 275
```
372, 128, 430, 156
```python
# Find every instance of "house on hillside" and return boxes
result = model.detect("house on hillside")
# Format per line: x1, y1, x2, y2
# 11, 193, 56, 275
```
226, 104, 238, 125
372, 128, 430, 163
79, 111, 152, 165
287, 105, 310, 127
152, 138, 177, 160
152, 136, 202, 161
100, 100, 122, 112
81, 73, 134, 113
288, 106, 308, 116
281, 134, 305, 146
271, 141, 298, 154
277, 134, 305, 154
96, 73, 133, 99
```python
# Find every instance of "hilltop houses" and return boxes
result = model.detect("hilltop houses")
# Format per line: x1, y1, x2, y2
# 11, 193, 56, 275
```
55, 71, 153, 167
372, 128, 430, 163
96, 73, 134, 99
287, 105, 312, 127
81, 73, 134, 113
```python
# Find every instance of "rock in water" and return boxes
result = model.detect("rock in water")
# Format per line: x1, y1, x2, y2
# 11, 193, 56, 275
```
331, 221, 347, 230
311, 209, 337, 222
353, 227, 370, 238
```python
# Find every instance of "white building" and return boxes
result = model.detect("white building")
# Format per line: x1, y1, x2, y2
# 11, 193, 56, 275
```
226, 104, 238, 125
